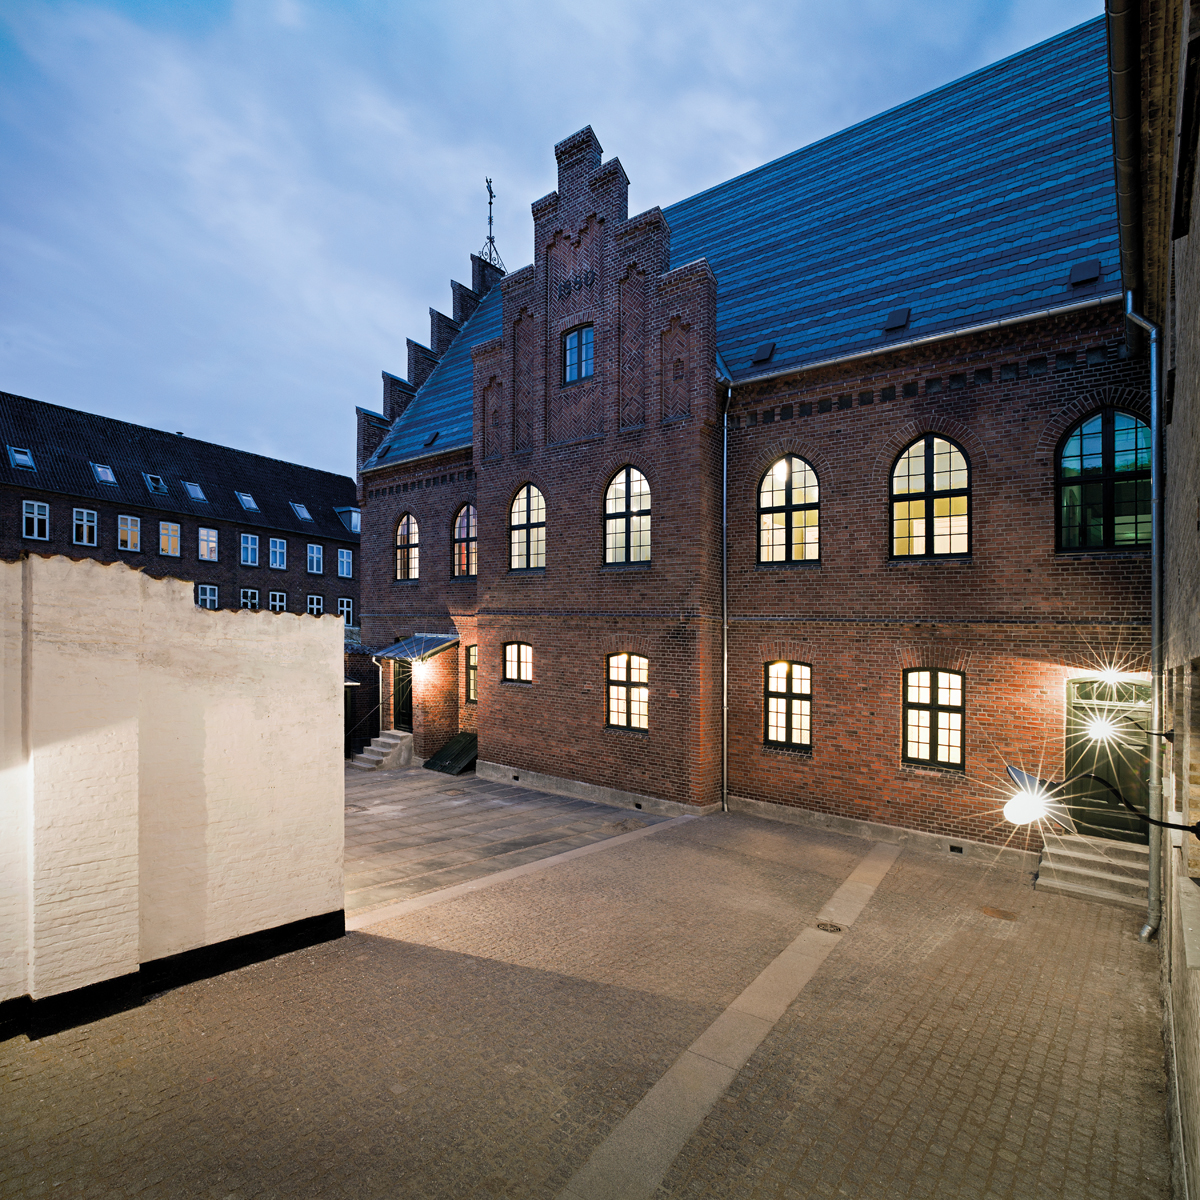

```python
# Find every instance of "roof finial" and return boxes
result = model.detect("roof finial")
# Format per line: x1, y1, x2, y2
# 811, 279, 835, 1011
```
480, 177, 506, 272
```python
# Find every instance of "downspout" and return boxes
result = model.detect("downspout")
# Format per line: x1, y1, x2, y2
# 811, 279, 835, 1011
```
720, 380, 732, 813
1108, 0, 1145, 352
1125, 295, 1163, 942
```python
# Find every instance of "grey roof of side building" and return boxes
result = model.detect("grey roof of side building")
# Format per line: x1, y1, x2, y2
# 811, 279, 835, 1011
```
364, 17, 1117, 470
1, 391, 360, 542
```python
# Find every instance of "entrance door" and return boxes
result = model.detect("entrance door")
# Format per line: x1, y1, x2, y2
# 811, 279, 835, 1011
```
1063, 678, 1151, 843
394, 660, 413, 731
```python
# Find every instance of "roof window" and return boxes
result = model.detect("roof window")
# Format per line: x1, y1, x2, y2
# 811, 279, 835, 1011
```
335, 507, 361, 533
143, 473, 168, 495
183, 481, 207, 501
7, 446, 35, 471
91, 462, 117, 484
290, 502, 314, 521
236, 491, 259, 511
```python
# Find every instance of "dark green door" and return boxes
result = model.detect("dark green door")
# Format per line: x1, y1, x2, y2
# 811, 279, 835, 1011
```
1063, 678, 1151, 844
394, 660, 413, 731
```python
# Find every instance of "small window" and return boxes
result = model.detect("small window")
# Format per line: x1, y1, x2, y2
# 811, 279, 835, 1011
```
605, 467, 651, 564
1058, 408, 1150, 550
197, 584, 218, 610
466, 645, 478, 702
607, 653, 649, 730
396, 514, 419, 580
337, 597, 353, 626
563, 325, 594, 384
199, 527, 218, 561
144, 473, 168, 495
903, 669, 964, 769
183, 482, 207, 501
503, 642, 533, 682
159, 522, 180, 556
454, 505, 478, 577
8, 446, 36, 471
307, 544, 323, 574
269, 538, 286, 569
235, 492, 259, 512
240, 589, 259, 610
338, 548, 353, 578
268, 591, 287, 612
891, 435, 970, 558
291, 502, 313, 521
73, 508, 97, 546
22, 500, 49, 540
306, 594, 324, 616
91, 463, 117, 485
336, 507, 361, 533
758, 457, 819, 563
118, 515, 140, 552
510, 486, 545, 570
241, 533, 259, 566
764, 661, 811, 749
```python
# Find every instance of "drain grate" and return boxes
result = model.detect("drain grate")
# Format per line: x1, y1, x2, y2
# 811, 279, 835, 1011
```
816, 922, 843, 934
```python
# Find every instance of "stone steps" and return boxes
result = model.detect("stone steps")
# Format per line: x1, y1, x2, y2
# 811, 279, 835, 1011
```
349, 730, 414, 772
1035, 833, 1149, 911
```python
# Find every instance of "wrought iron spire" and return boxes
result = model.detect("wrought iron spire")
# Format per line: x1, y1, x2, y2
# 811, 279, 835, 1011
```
479, 177, 506, 272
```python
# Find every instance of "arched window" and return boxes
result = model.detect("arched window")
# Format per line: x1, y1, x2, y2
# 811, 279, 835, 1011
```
759, 456, 819, 563
396, 514, 419, 580
605, 467, 651, 563
1058, 408, 1150, 549
607, 653, 648, 729
510, 485, 545, 570
454, 504, 477, 576
891, 435, 970, 558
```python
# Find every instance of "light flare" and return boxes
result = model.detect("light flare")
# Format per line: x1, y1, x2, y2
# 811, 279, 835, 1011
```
1003, 789, 1050, 826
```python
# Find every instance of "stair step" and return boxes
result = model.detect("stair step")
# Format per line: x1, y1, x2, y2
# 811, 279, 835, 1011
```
1039, 849, 1148, 880
1038, 862, 1148, 897
1042, 835, 1149, 865
1034, 876, 1148, 912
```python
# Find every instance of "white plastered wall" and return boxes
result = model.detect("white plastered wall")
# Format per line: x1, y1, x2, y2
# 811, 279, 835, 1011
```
0, 556, 344, 1003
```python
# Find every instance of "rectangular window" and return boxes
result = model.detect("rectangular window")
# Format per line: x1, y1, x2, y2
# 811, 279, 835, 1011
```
903, 669, 964, 768
338, 548, 353, 578
159, 522, 180, 556
466, 645, 478, 702
241, 533, 259, 566
268, 591, 287, 612
118, 514, 140, 551
291, 501, 313, 521
307, 544, 323, 573
91, 462, 117, 485
183, 481, 207, 501
22, 500, 49, 540
199, 527, 218, 561
337, 598, 353, 625
306, 595, 323, 616
144, 473, 168, 495
73, 508, 97, 546
236, 492, 259, 511
504, 642, 533, 682
8, 446, 36, 471
564, 325, 594, 384
608, 653, 649, 729
240, 589, 259, 610
764, 661, 811, 748
270, 538, 287, 569
197, 584, 218, 609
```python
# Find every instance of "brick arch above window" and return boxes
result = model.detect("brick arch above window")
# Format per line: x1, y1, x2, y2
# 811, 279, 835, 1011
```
869, 416, 988, 495
593, 452, 660, 508
893, 642, 973, 674
757, 639, 814, 665
749, 437, 835, 485
602, 632, 653, 658
1034, 385, 1150, 461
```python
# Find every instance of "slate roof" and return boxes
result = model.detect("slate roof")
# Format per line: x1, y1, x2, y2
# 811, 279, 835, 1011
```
1, 391, 360, 542
365, 17, 1117, 468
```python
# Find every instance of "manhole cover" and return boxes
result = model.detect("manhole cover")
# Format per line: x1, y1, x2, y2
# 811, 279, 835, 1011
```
980, 906, 1018, 921
816, 922, 843, 933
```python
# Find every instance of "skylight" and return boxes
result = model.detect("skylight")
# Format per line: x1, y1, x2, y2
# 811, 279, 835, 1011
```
290, 501, 313, 521
144, 473, 168, 495
91, 462, 117, 484
236, 491, 259, 511
183, 481, 207, 501
7, 446, 35, 471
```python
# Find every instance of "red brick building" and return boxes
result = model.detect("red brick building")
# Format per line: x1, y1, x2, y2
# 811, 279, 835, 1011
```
357, 18, 1151, 851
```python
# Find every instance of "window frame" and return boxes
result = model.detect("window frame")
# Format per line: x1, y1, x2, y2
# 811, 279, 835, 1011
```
454, 504, 478, 577
290, 501, 313, 522
235, 491, 259, 512
562, 324, 595, 385
338, 548, 353, 578
118, 514, 140, 552
889, 434, 972, 560
240, 588, 259, 610
159, 521, 181, 557
509, 485, 545, 571
1056, 407, 1151, 552
22, 500, 49, 540
91, 462, 117, 485
306, 594, 324, 616
902, 669, 965, 770
241, 533, 259, 567
337, 597, 353, 626
8, 446, 36, 471
307, 543, 323, 574
466, 645, 478, 703
143, 473, 168, 496
607, 653, 649, 730
758, 456, 820, 565
503, 641, 533, 683
396, 514, 419, 580
268, 591, 287, 612
183, 481, 207, 502
199, 527, 219, 562
269, 537, 286, 569
196, 584, 218, 610
604, 466, 652, 565
763, 661, 812, 750
73, 508, 98, 547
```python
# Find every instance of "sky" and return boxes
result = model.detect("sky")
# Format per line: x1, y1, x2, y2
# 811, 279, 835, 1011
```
0, 0, 1103, 478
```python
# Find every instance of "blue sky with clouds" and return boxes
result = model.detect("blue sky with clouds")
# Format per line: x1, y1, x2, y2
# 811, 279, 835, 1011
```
0, 0, 1102, 477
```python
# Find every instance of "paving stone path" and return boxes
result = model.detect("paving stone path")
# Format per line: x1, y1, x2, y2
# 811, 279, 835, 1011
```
0, 771, 1171, 1199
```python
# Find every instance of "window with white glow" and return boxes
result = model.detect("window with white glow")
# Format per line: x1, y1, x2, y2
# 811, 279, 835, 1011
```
759, 457, 819, 563
903, 669, 964, 768
510, 486, 545, 570
891, 436, 970, 558
396, 514, 419, 579
466, 645, 478, 702
454, 504, 477, 576
199, 528, 218, 561
607, 653, 649, 729
503, 642, 532, 682
764, 661, 811, 748
605, 467, 651, 564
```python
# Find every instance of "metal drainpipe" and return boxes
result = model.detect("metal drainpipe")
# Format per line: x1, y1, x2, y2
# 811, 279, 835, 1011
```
721, 384, 731, 813
1124, 293, 1163, 941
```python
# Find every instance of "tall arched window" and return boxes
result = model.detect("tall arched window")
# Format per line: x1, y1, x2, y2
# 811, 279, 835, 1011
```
1058, 408, 1150, 549
453, 504, 477, 576
605, 467, 651, 563
396, 514, 419, 580
891, 435, 970, 558
510, 485, 545, 570
759, 456, 819, 563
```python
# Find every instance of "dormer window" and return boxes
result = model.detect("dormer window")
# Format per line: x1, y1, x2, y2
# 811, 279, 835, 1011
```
291, 502, 313, 521
236, 491, 259, 512
183, 481, 207, 501
563, 325, 594, 384
7, 446, 35, 471
144, 473, 168, 495
91, 463, 117, 485
336, 507, 361, 533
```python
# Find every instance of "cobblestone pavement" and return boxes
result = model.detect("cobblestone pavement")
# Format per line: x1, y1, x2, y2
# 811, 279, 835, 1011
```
0, 789, 1170, 1199
344, 765, 672, 916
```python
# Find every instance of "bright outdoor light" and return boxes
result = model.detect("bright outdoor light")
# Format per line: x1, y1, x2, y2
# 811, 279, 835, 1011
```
1085, 716, 1119, 742
1099, 668, 1122, 685
1003, 789, 1050, 826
